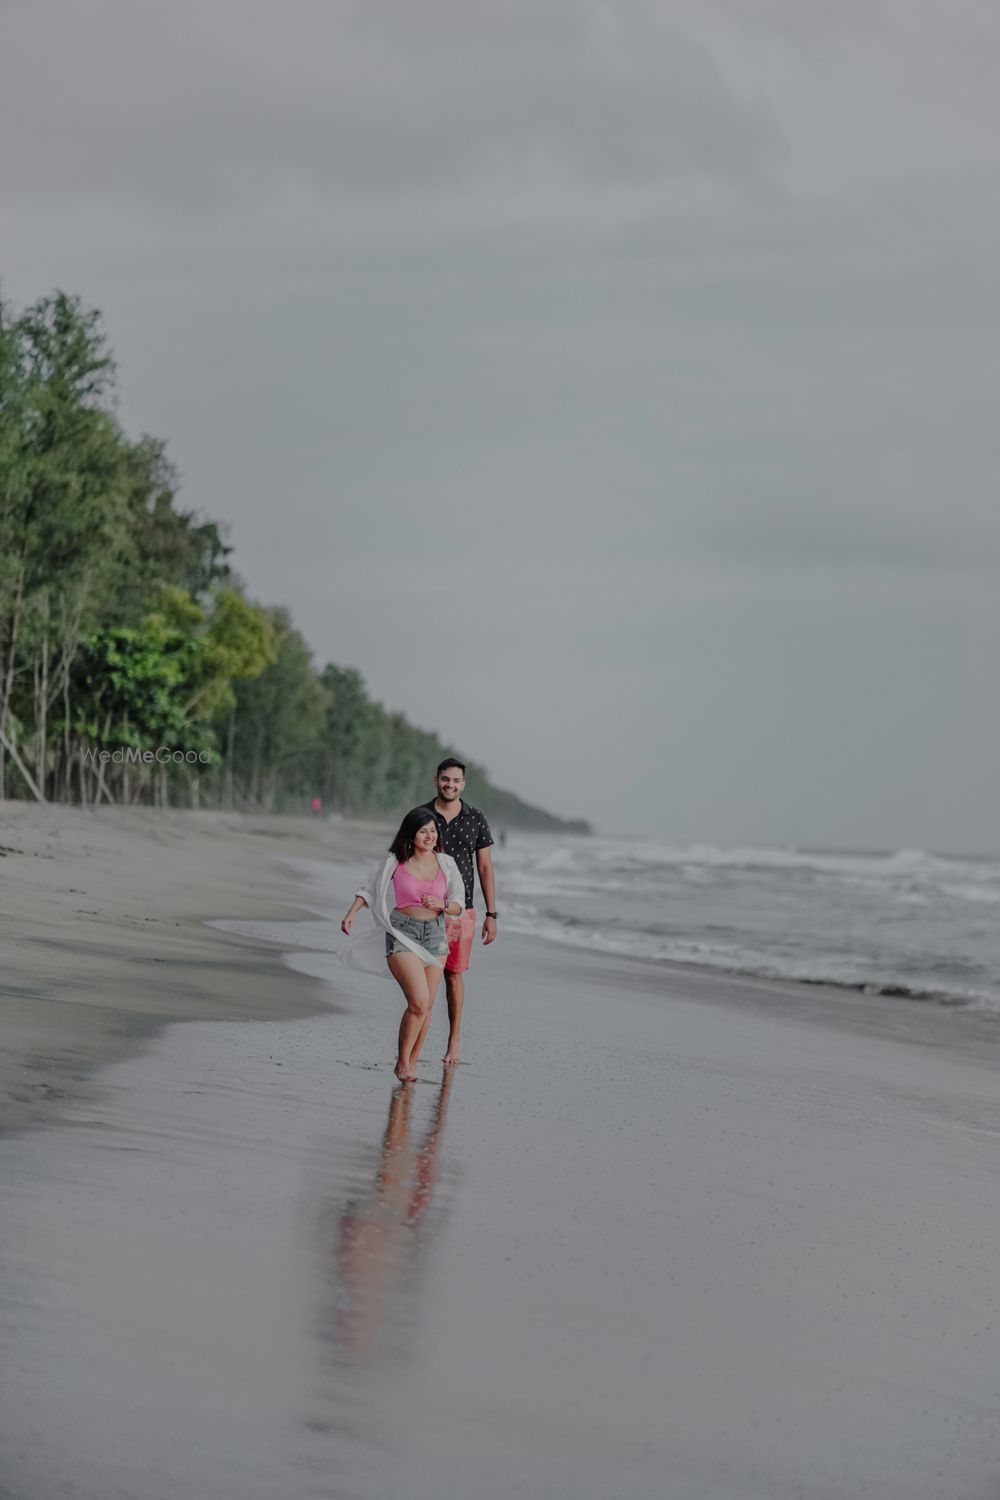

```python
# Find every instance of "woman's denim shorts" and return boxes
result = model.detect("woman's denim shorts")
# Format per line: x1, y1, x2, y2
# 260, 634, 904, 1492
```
385, 908, 448, 960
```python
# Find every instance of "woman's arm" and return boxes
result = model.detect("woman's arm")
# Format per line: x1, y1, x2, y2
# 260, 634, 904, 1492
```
341, 893, 367, 935
420, 891, 460, 915
344, 855, 391, 932
421, 857, 463, 916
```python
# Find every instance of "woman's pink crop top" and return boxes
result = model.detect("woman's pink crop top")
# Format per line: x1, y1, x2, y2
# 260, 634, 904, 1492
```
392, 861, 446, 909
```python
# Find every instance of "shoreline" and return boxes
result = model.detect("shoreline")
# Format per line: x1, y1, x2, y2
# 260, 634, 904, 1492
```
554, 937, 1000, 1064
2, 802, 997, 1141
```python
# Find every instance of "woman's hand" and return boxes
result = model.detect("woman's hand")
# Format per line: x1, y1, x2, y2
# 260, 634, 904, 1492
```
341, 895, 366, 934
421, 894, 446, 913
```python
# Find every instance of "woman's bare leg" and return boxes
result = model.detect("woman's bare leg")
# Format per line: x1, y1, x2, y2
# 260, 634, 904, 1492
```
388, 953, 434, 1081
409, 964, 444, 1066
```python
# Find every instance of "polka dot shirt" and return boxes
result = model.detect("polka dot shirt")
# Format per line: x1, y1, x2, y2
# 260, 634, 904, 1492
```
421, 800, 494, 909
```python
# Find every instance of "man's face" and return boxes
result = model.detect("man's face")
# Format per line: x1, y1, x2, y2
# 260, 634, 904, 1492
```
436, 768, 465, 803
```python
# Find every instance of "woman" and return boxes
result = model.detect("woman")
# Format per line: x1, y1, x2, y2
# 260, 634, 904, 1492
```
341, 808, 464, 1082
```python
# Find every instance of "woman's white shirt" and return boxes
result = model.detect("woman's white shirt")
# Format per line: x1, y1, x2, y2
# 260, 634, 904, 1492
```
339, 852, 464, 975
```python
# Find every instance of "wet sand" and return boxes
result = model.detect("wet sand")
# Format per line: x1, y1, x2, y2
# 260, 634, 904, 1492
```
2, 811, 1000, 1497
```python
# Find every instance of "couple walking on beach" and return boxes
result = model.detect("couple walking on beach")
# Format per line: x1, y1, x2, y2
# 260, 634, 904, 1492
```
340, 759, 498, 1081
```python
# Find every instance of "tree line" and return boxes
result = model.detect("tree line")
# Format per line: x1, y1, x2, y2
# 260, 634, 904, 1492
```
0, 289, 589, 833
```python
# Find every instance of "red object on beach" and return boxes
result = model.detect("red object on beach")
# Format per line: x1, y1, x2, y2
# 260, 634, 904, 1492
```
311, 797, 322, 814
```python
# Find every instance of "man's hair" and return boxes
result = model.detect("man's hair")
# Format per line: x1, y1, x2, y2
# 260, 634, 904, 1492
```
436, 757, 466, 776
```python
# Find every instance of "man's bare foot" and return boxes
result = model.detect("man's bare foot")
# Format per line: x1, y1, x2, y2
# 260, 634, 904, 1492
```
394, 1060, 417, 1082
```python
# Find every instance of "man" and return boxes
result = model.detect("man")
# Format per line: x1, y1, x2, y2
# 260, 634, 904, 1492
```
421, 757, 497, 1065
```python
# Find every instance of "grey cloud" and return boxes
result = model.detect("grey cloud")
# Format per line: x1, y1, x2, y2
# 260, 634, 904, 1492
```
701, 496, 1000, 577
0, 0, 783, 208
704, 0, 1000, 123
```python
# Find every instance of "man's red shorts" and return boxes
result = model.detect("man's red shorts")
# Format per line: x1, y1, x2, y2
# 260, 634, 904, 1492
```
444, 908, 476, 973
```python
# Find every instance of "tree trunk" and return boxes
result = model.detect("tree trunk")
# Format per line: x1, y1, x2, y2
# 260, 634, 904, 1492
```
0, 562, 27, 800
250, 722, 265, 806
35, 614, 49, 800
122, 713, 130, 805
0, 725, 43, 802
78, 740, 89, 809
90, 711, 113, 806
225, 708, 236, 809
62, 675, 72, 802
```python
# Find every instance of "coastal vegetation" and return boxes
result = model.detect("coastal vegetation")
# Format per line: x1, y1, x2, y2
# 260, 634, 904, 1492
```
0, 290, 588, 832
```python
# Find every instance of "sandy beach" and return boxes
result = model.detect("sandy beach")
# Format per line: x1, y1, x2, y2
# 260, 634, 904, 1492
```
0, 802, 389, 1136
2, 806, 1000, 1499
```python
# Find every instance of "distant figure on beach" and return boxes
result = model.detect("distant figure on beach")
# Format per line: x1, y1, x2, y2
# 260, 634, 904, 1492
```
420, 758, 497, 1065
341, 807, 464, 1082
310, 796, 322, 816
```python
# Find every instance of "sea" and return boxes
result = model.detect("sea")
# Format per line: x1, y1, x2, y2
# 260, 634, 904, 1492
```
496, 834, 1000, 1013
220, 834, 1000, 1018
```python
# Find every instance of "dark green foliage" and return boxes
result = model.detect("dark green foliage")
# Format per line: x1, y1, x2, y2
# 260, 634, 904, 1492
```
69, 626, 205, 746
113, 437, 232, 625
224, 609, 328, 812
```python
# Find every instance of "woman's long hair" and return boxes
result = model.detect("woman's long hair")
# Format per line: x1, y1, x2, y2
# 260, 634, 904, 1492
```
389, 808, 440, 864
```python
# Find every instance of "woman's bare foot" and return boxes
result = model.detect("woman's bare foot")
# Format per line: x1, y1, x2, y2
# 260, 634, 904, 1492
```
442, 1042, 462, 1066
394, 1059, 417, 1083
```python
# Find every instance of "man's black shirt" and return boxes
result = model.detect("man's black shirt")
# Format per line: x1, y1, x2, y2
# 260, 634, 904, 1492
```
421, 799, 493, 909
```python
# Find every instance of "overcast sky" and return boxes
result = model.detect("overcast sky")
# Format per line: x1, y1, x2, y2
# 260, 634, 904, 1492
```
3, 0, 999, 847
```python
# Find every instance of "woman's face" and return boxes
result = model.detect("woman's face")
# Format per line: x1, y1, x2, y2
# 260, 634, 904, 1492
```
414, 821, 438, 853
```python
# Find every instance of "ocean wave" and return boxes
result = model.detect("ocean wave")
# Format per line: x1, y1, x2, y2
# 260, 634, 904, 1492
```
502, 909, 1000, 1015
937, 883, 1000, 905
209, 916, 345, 952
522, 838, 1000, 877
502, 839, 1000, 908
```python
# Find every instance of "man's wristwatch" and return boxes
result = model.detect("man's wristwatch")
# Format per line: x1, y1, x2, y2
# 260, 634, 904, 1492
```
485, 911, 498, 920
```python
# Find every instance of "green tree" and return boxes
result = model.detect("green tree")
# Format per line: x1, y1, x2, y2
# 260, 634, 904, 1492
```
0, 291, 129, 798
225, 609, 328, 811
319, 664, 384, 814
66, 624, 203, 804
112, 436, 231, 625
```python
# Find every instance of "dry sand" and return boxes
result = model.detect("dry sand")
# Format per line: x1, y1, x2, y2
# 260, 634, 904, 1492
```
1, 806, 999, 1499
0, 801, 387, 1135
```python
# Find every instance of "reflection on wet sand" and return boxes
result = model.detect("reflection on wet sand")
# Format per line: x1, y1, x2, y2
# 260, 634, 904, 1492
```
334, 1070, 455, 1359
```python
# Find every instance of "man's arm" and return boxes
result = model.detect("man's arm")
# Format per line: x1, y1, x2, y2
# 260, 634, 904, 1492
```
477, 846, 497, 945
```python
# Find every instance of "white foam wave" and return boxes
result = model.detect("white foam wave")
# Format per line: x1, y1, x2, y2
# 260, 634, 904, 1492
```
209, 917, 344, 952
502, 838, 1000, 906
938, 883, 1000, 905
502, 909, 1000, 1014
